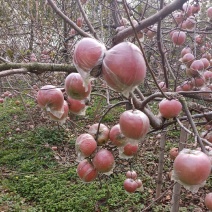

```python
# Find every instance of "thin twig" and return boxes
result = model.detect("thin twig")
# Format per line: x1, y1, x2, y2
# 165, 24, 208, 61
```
47, 0, 92, 38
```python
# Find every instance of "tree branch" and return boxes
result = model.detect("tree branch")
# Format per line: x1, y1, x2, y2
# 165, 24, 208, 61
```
0, 68, 28, 77
76, 0, 99, 40
0, 62, 76, 76
47, 0, 93, 38
113, 0, 188, 44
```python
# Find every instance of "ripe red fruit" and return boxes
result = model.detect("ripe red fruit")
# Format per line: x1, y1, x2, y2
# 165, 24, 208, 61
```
158, 81, 167, 91
205, 132, 212, 143
189, 60, 204, 73
92, 149, 115, 173
146, 26, 157, 39
77, 159, 98, 182
88, 123, 109, 145
171, 31, 186, 46
200, 58, 210, 69
135, 179, 143, 190
181, 53, 195, 67
173, 149, 211, 186
207, 7, 212, 20
185, 16, 196, 30
67, 97, 86, 115
0, 98, 4, 103
180, 47, 192, 57
191, 4, 200, 14
119, 110, 150, 140
73, 38, 106, 75
109, 124, 127, 147
203, 71, 212, 81
65, 73, 91, 99
123, 142, 139, 156
191, 76, 205, 88
76, 17, 83, 27
169, 147, 179, 160
181, 81, 193, 91
126, 170, 138, 180
159, 99, 182, 119
37, 85, 64, 118
195, 35, 203, 45
173, 12, 183, 24
48, 100, 69, 123
102, 42, 146, 97
69, 29, 76, 36
123, 178, 138, 193
182, 3, 192, 17
205, 193, 212, 210
75, 133, 97, 157
80, 0, 87, 4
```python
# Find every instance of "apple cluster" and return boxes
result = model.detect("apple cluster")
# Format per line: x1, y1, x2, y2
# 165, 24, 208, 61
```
124, 170, 143, 193
73, 38, 146, 97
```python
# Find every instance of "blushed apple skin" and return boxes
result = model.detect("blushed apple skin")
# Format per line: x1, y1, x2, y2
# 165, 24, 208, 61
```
92, 149, 115, 173
77, 159, 98, 182
173, 150, 211, 185
159, 99, 182, 119
205, 192, 212, 210
102, 42, 146, 93
119, 110, 150, 140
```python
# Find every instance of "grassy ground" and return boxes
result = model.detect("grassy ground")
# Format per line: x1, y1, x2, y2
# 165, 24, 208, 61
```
0, 93, 211, 211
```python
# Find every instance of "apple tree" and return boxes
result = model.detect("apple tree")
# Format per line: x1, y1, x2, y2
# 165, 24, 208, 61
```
0, 0, 212, 210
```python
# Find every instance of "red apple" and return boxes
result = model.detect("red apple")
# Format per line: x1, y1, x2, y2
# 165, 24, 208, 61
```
123, 142, 139, 156
77, 159, 98, 182
37, 85, 64, 118
136, 179, 143, 188
67, 97, 86, 115
159, 99, 182, 119
48, 100, 69, 122
169, 147, 179, 160
92, 149, 115, 173
191, 4, 200, 14
73, 38, 106, 74
171, 31, 186, 46
126, 170, 138, 180
200, 58, 210, 69
182, 3, 192, 17
207, 7, 212, 20
109, 124, 127, 147
173, 12, 184, 24
181, 53, 195, 67
75, 133, 97, 157
181, 81, 193, 91
102, 42, 146, 97
124, 178, 138, 193
203, 71, 212, 81
119, 110, 150, 140
173, 149, 211, 186
205, 193, 212, 210
76, 17, 83, 27
180, 47, 192, 57
205, 132, 212, 143
191, 76, 205, 88
158, 81, 167, 91
65, 73, 91, 99
88, 123, 109, 145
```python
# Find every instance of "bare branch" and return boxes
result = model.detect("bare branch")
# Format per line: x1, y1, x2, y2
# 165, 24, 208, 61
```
0, 68, 28, 77
113, 0, 188, 44
47, 0, 93, 38
0, 62, 76, 77
76, 0, 100, 40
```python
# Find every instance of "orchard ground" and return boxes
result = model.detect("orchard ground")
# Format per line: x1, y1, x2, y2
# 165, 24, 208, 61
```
0, 87, 211, 212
